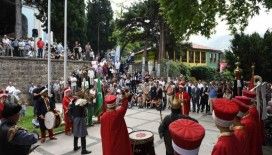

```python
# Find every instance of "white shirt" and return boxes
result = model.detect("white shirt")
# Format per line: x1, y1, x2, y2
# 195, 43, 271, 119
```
115, 61, 121, 70
6, 85, 16, 94
70, 77, 77, 87
88, 69, 95, 79
2, 38, 10, 45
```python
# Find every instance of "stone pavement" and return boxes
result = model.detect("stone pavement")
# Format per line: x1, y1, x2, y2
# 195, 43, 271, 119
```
30, 105, 272, 155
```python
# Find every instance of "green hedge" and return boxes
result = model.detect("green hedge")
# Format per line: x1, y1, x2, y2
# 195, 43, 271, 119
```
190, 66, 215, 81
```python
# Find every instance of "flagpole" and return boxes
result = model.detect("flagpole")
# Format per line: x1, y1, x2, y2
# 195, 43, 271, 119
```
48, 0, 52, 96
64, 0, 68, 86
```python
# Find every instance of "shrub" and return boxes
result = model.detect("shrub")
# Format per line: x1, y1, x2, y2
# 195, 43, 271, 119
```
190, 66, 215, 81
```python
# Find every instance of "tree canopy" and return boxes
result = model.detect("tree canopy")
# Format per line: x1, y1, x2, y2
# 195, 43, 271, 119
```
86, 0, 115, 55
158, 0, 270, 40
25, 0, 87, 44
225, 31, 272, 81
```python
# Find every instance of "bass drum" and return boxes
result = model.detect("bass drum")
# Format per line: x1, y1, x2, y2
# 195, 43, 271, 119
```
44, 111, 61, 129
129, 130, 155, 155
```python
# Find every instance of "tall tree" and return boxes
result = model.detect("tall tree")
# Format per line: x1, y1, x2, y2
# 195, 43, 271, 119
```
158, 0, 270, 40
86, 0, 115, 55
225, 32, 272, 81
15, 0, 22, 38
25, 0, 86, 44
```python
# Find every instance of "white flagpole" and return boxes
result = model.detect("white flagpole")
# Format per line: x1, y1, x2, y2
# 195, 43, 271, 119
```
48, 0, 52, 96
64, 0, 68, 87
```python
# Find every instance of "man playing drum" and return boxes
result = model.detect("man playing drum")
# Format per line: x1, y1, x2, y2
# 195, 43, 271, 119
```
36, 88, 57, 143
100, 91, 132, 155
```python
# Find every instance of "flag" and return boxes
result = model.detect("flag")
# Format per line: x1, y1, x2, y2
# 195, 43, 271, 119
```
94, 78, 103, 116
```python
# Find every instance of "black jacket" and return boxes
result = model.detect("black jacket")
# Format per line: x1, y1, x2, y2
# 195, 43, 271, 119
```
158, 109, 197, 155
0, 120, 37, 155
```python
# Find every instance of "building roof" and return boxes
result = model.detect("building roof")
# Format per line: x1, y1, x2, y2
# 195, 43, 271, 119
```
191, 43, 222, 53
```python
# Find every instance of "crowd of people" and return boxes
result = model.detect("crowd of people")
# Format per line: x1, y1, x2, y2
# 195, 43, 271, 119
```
0, 50, 272, 154
1, 35, 118, 61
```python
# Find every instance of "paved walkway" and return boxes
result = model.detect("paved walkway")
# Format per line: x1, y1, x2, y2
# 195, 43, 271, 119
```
30, 105, 272, 155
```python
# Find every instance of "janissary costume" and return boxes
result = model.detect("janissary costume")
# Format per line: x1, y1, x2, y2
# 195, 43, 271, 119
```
175, 82, 190, 116
211, 98, 242, 155
169, 119, 205, 155
236, 93, 263, 155
100, 94, 132, 155
158, 95, 198, 155
231, 98, 250, 155
62, 88, 73, 135
36, 88, 57, 143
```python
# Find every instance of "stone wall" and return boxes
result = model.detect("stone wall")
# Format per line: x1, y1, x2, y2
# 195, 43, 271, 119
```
0, 57, 90, 93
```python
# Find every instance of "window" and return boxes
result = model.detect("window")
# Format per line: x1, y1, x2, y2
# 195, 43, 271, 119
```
189, 51, 194, 63
210, 53, 213, 62
201, 52, 206, 63
214, 53, 217, 62
182, 50, 187, 62
195, 51, 200, 63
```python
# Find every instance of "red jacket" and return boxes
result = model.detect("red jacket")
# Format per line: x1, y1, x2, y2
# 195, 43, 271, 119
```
100, 98, 132, 155
0, 103, 4, 119
241, 110, 262, 155
37, 40, 44, 49
212, 133, 242, 155
176, 92, 191, 116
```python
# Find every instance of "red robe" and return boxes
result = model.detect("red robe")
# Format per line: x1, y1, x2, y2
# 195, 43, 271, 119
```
176, 92, 190, 116
62, 96, 73, 133
0, 102, 4, 119
240, 112, 262, 155
100, 98, 132, 155
212, 132, 242, 155
249, 106, 265, 144
233, 126, 249, 155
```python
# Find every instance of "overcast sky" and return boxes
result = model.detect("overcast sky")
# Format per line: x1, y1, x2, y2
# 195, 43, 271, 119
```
109, 0, 272, 50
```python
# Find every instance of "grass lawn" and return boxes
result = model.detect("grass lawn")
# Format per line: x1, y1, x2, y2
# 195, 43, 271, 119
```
18, 106, 64, 135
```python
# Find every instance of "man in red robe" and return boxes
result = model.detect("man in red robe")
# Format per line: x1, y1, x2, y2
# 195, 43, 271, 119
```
176, 82, 190, 116
211, 98, 242, 155
231, 98, 250, 155
100, 93, 132, 155
236, 94, 263, 155
62, 88, 73, 135
0, 90, 8, 119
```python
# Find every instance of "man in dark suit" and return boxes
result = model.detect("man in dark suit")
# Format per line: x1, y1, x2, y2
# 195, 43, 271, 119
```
191, 83, 200, 112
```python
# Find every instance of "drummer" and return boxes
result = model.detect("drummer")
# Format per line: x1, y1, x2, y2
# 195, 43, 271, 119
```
169, 119, 205, 155
36, 88, 57, 143
100, 91, 132, 155
158, 97, 197, 155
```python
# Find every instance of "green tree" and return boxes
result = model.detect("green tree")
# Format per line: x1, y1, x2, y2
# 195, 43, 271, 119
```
25, 0, 86, 44
86, 0, 115, 55
225, 32, 272, 81
158, 0, 269, 39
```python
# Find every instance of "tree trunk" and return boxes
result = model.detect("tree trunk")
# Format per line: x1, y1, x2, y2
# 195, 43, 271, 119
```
15, 0, 22, 39
142, 40, 147, 78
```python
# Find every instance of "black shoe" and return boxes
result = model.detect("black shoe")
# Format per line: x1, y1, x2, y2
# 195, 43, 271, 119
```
74, 146, 81, 151
81, 150, 92, 154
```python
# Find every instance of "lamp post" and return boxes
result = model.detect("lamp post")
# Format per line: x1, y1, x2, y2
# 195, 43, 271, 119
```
64, 0, 68, 86
47, 0, 51, 96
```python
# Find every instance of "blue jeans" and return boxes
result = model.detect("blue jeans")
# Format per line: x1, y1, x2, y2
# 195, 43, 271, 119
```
38, 48, 43, 58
